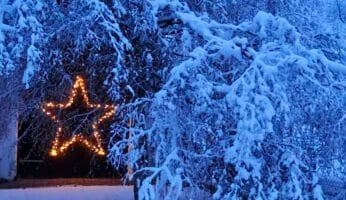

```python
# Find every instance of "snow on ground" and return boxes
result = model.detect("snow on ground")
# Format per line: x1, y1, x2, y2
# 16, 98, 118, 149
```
0, 185, 133, 200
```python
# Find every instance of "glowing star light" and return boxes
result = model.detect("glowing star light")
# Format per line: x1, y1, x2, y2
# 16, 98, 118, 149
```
42, 76, 116, 157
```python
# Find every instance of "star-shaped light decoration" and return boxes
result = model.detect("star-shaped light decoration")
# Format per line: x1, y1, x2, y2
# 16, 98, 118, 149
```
42, 75, 116, 157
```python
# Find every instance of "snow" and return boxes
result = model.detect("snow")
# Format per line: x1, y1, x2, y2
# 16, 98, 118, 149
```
249, 11, 299, 44
0, 0, 344, 199
23, 44, 41, 88
110, 1, 346, 198
309, 49, 346, 74
0, 186, 133, 200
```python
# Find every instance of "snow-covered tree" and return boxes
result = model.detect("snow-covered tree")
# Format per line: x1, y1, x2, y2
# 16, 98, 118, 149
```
109, 1, 345, 199
1, 0, 130, 177
0, 0, 44, 180
0, 0, 344, 199
16, 0, 131, 174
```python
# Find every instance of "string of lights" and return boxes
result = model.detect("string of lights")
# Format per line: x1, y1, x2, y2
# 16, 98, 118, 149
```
42, 76, 115, 156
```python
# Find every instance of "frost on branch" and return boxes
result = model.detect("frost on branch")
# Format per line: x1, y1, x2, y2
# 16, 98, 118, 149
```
0, 0, 44, 180
0, 0, 43, 86
109, 1, 345, 199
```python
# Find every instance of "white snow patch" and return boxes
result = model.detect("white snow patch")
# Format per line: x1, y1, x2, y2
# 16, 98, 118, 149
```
0, 186, 133, 200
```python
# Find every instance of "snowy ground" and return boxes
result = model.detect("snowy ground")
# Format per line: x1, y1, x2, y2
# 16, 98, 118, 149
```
0, 185, 133, 200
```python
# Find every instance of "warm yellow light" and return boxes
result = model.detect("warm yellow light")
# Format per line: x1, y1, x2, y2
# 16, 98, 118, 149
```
42, 75, 116, 157
50, 149, 58, 156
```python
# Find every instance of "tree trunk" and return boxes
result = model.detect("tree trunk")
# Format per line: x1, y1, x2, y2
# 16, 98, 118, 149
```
0, 112, 18, 180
